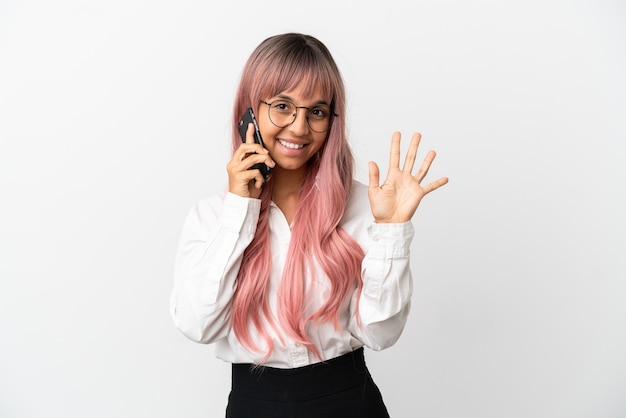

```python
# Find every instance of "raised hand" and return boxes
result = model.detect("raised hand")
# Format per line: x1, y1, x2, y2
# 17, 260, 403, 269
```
368, 132, 448, 223
227, 123, 275, 198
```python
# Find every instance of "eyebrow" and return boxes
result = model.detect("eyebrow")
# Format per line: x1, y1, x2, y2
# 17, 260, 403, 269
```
274, 94, 330, 107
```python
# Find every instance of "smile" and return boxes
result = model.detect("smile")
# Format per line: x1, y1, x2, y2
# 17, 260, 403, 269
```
278, 139, 305, 150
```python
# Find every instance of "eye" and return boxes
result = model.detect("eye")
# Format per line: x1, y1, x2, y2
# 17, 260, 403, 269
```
272, 101, 294, 114
309, 106, 329, 120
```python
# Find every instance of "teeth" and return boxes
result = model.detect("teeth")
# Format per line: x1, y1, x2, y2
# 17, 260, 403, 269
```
278, 139, 304, 150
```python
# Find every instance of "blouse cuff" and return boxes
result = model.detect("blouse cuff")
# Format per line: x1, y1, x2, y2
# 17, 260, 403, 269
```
366, 222, 414, 259
219, 193, 262, 236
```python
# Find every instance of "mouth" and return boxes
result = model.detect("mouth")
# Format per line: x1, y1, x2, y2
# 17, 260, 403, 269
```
277, 138, 306, 150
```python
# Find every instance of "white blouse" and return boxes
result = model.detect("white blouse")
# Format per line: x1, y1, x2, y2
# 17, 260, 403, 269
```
170, 181, 415, 368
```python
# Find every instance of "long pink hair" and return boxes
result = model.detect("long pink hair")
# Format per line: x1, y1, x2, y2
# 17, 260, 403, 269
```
230, 33, 364, 360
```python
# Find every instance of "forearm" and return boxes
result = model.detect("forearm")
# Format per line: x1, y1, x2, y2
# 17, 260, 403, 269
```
350, 221, 414, 350
170, 193, 261, 344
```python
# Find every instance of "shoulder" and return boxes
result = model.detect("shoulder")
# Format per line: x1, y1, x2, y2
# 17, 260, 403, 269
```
189, 190, 228, 217
180, 191, 227, 231
185, 190, 262, 233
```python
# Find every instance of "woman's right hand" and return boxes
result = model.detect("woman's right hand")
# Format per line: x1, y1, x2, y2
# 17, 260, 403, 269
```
226, 123, 275, 198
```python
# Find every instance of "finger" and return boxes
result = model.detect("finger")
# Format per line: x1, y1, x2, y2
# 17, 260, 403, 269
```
234, 140, 251, 156
245, 123, 255, 144
415, 150, 436, 183
239, 154, 274, 172
423, 176, 449, 195
229, 167, 265, 197
228, 152, 269, 180
368, 161, 380, 190
402, 132, 421, 173
252, 171, 266, 190
263, 155, 275, 168
245, 150, 275, 168
237, 169, 261, 183
235, 142, 269, 164
388, 132, 401, 171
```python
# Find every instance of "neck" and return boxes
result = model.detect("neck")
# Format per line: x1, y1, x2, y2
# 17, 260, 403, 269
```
270, 166, 307, 225
271, 166, 306, 199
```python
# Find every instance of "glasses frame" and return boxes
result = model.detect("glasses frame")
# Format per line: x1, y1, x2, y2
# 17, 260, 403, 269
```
259, 100, 337, 133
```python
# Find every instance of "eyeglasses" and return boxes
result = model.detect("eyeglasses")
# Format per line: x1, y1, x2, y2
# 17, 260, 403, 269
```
260, 100, 335, 133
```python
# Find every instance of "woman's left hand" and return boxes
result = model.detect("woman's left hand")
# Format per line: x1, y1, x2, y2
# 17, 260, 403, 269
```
368, 132, 448, 223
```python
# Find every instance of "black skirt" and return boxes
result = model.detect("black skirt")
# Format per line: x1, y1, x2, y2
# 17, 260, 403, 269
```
226, 347, 390, 418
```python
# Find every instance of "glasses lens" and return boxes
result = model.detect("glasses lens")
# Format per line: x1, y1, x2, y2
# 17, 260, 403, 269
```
268, 101, 296, 128
307, 105, 331, 133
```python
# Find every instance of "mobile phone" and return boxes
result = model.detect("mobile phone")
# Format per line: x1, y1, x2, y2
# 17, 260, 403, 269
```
238, 108, 271, 180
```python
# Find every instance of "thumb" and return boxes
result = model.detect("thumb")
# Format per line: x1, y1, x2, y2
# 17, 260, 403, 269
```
368, 161, 380, 190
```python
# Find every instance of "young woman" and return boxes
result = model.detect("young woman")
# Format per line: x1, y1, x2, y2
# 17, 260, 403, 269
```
170, 33, 448, 417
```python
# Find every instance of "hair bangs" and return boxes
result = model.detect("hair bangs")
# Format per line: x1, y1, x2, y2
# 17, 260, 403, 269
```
255, 46, 335, 105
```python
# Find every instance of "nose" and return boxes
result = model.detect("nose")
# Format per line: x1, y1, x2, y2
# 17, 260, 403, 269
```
288, 108, 310, 136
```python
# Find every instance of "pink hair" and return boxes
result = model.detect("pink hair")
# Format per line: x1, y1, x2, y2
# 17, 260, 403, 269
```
230, 33, 364, 360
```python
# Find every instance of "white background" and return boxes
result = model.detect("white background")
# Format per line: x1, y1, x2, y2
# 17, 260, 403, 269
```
1, 1, 625, 417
